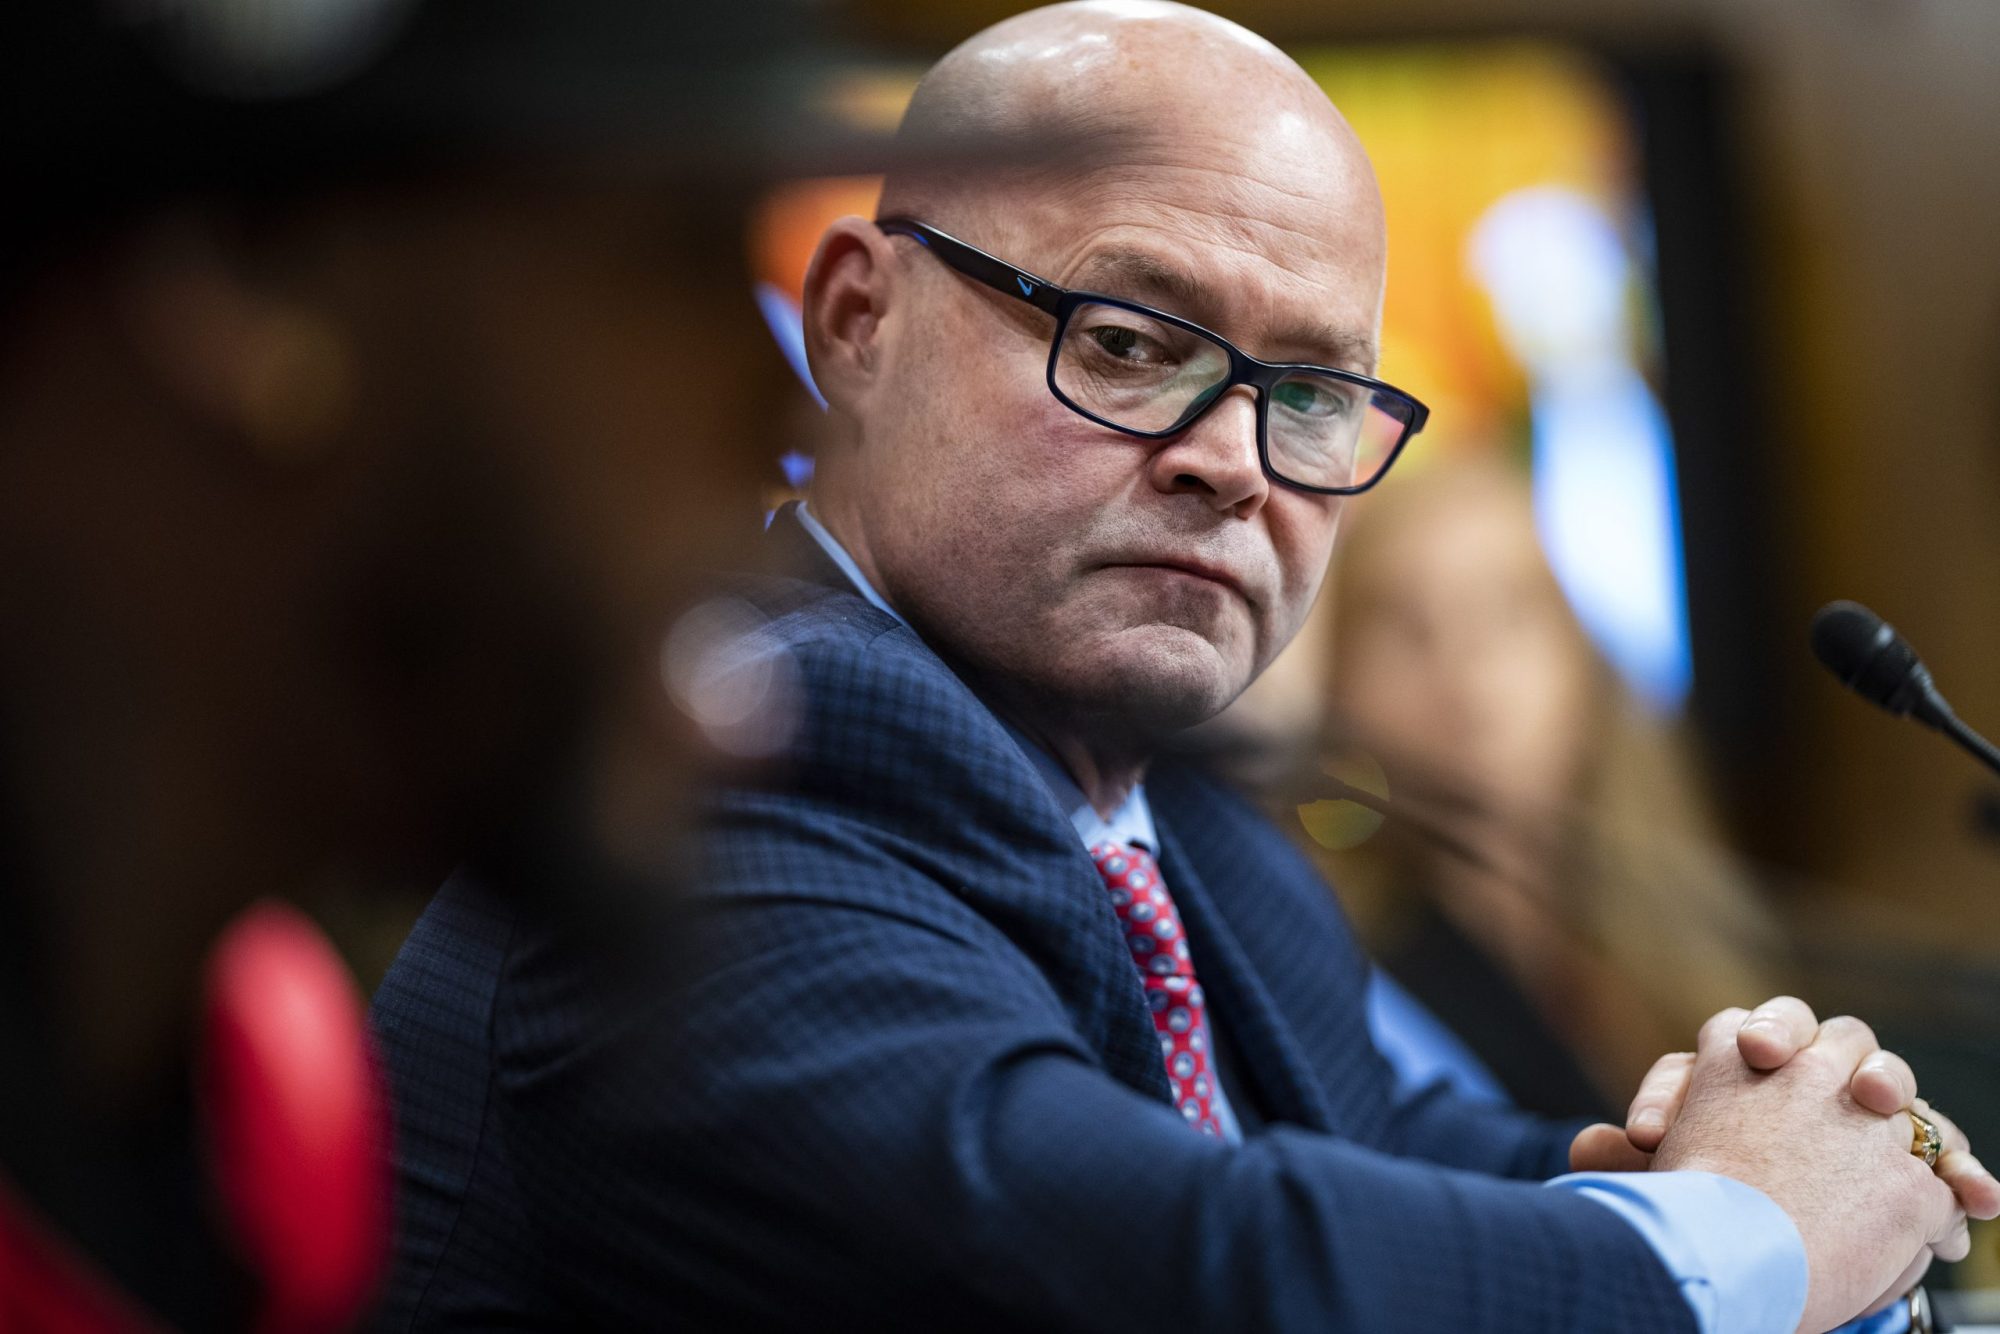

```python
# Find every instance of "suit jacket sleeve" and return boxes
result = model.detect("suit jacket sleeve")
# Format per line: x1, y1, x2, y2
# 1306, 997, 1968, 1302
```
1388, 1069, 1587, 1178
486, 602, 1696, 1333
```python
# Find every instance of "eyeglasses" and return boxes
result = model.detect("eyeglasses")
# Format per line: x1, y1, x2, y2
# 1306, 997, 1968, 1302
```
877, 217, 1427, 496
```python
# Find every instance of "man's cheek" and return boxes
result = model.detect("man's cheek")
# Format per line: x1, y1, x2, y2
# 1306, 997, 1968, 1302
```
1250, 584, 1311, 675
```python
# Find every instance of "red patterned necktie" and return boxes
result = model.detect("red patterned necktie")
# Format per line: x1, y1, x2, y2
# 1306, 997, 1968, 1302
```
1090, 840, 1224, 1138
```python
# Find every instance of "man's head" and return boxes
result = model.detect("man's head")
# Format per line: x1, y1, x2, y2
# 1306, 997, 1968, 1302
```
803, 0, 1390, 760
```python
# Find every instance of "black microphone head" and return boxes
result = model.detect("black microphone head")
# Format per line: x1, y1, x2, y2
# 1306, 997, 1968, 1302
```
1809, 600, 1934, 718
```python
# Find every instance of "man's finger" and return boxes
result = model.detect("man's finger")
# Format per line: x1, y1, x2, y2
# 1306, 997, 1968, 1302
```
1694, 1007, 1753, 1065
1571, 1122, 1652, 1173
1916, 1166, 1966, 1260
1919, 1099, 2000, 1220
1625, 1051, 1694, 1152
1937, 1150, 2000, 1221
1735, 996, 1819, 1070
1851, 1049, 1917, 1116
1798, 1013, 1881, 1076
1916, 1098, 1970, 1156
1929, 1207, 1972, 1263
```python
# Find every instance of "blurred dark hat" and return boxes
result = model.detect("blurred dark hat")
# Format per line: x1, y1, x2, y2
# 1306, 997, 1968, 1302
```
6, 0, 923, 203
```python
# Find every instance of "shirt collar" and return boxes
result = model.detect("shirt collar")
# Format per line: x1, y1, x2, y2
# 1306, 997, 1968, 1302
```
795, 501, 905, 627
791, 501, 1156, 853
1007, 732, 1159, 854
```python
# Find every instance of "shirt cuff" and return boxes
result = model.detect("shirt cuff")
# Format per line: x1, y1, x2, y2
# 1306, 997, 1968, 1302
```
1550, 1170, 1808, 1334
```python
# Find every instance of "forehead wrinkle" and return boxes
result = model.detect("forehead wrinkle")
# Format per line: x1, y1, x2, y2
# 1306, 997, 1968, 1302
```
1034, 158, 1382, 369
1112, 158, 1378, 252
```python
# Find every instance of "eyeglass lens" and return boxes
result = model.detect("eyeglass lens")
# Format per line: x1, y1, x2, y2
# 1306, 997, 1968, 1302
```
1051, 299, 1406, 492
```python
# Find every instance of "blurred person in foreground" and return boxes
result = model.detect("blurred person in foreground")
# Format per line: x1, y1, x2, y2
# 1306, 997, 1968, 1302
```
0, 2, 863, 1327
376, 3, 1996, 1331
1312, 456, 1789, 1117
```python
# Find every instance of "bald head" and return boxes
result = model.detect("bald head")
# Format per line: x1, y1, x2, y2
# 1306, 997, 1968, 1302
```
881, 1, 1379, 255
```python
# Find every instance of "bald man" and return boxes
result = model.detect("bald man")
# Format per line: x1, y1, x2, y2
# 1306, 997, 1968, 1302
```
374, 4, 1994, 1330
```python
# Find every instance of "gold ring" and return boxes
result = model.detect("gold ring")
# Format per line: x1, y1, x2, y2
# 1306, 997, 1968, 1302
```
1909, 1109, 1943, 1168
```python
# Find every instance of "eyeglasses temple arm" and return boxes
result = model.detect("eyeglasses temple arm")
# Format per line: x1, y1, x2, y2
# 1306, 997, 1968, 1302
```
876, 217, 1066, 316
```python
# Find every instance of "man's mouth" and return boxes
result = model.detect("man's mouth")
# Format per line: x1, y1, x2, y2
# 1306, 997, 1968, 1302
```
1102, 558, 1252, 604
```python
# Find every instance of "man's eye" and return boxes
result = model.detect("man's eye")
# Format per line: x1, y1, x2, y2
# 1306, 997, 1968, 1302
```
1273, 379, 1350, 417
1088, 325, 1165, 363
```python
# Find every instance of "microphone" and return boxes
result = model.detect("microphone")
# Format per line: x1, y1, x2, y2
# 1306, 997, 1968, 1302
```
1809, 600, 2000, 779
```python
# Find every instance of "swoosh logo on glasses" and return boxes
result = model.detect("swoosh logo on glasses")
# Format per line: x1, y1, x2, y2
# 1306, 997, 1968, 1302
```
1016, 275, 1036, 297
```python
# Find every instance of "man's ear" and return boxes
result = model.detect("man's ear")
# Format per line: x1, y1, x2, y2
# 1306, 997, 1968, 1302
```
115, 211, 354, 468
800, 215, 898, 419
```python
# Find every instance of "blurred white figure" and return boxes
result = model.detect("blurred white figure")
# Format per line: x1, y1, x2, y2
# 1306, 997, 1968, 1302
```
1469, 186, 1691, 712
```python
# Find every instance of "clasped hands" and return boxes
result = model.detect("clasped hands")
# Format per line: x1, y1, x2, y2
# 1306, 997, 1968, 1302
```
1569, 997, 2000, 1334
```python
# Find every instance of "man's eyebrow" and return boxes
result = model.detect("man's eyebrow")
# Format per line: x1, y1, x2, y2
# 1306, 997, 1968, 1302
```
1274, 322, 1380, 374
1068, 247, 1380, 372
1071, 247, 1209, 311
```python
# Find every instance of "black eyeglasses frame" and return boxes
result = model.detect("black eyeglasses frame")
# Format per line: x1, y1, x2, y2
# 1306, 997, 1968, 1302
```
876, 216, 1428, 496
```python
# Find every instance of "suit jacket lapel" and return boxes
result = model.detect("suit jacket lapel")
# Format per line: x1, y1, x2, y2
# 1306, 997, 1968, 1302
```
1151, 823, 1336, 1132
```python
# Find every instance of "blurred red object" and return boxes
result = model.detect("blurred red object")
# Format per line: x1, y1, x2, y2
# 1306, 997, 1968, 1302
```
0, 1178, 160, 1332
202, 903, 388, 1334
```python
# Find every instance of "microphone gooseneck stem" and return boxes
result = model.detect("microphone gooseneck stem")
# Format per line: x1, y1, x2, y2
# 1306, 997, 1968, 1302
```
1939, 711, 2000, 781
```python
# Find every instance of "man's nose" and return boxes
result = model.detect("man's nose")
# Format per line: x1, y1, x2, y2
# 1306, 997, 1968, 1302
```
1148, 385, 1269, 518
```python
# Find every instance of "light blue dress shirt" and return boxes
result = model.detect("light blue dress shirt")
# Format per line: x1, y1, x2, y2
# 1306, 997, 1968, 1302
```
792, 502, 1850, 1334
1365, 970, 1511, 1105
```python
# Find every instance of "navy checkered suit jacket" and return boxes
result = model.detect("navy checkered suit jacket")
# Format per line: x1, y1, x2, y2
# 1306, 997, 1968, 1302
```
370, 512, 1696, 1331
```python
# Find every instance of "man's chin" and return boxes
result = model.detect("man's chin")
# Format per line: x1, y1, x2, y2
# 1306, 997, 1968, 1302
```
1063, 626, 1251, 737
